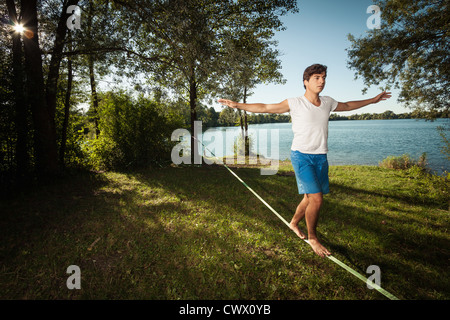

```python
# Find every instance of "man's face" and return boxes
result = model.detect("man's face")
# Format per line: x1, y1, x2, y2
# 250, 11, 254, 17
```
304, 72, 326, 94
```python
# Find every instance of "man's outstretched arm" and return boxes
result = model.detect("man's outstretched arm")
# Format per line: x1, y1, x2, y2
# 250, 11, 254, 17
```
218, 99, 290, 114
335, 91, 391, 112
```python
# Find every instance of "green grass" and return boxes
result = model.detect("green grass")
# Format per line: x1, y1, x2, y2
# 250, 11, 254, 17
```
0, 162, 448, 300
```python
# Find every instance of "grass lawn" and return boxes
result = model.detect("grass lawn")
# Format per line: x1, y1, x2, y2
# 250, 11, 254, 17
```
0, 161, 448, 300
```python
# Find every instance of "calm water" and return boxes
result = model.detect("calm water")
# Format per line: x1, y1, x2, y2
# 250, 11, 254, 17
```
201, 119, 449, 174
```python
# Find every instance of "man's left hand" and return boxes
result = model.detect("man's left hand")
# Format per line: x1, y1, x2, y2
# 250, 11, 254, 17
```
373, 91, 392, 103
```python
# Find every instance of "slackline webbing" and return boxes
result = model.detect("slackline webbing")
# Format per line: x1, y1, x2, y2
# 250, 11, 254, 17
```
191, 136, 399, 300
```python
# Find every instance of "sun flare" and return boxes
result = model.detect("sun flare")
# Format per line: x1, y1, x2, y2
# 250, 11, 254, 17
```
13, 23, 25, 34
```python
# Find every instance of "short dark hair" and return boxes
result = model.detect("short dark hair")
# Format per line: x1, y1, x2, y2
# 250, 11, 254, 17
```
303, 64, 327, 89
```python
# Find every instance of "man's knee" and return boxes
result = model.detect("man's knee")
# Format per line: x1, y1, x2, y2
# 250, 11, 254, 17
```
306, 193, 323, 206
300, 194, 309, 204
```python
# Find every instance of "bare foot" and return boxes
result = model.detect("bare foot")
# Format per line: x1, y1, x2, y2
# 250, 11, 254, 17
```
308, 238, 331, 257
289, 222, 306, 239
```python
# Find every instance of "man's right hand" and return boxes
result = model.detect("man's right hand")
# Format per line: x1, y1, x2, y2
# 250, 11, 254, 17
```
218, 99, 238, 109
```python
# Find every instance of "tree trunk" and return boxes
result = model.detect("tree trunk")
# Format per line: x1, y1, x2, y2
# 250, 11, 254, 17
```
86, 2, 100, 138
21, 0, 59, 177
88, 56, 100, 137
238, 108, 244, 147
45, 0, 79, 171
6, 0, 29, 180
189, 76, 201, 165
46, 0, 79, 124
243, 86, 249, 157
60, 37, 73, 168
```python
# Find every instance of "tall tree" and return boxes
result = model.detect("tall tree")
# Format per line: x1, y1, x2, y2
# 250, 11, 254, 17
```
5, 0, 80, 178
6, 0, 29, 180
63, 0, 134, 138
218, 33, 286, 156
46, 0, 79, 129
60, 33, 73, 168
114, 0, 298, 164
347, 0, 449, 114
85, 2, 100, 137
21, 0, 60, 177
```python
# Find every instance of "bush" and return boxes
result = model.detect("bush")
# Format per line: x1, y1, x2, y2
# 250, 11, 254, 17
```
233, 132, 255, 157
379, 153, 428, 171
84, 91, 184, 171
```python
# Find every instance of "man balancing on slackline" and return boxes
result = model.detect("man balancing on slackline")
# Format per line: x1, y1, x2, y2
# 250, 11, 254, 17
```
218, 63, 391, 257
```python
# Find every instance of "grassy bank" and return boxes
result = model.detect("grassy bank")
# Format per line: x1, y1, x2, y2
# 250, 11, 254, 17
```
0, 161, 448, 300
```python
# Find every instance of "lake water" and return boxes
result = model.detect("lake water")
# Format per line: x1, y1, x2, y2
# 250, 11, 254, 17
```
200, 119, 449, 174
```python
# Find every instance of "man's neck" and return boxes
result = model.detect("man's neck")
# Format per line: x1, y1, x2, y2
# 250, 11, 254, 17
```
304, 90, 320, 106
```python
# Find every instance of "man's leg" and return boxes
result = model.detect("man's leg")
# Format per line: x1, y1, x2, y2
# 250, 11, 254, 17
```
304, 192, 330, 257
290, 151, 330, 257
289, 195, 308, 239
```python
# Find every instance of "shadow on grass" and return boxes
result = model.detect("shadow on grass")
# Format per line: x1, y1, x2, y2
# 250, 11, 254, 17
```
0, 168, 316, 299
321, 181, 449, 299
1, 165, 448, 299
182, 166, 450, 299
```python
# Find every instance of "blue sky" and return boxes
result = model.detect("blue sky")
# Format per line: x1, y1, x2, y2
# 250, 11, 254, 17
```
214, 0, 406, 115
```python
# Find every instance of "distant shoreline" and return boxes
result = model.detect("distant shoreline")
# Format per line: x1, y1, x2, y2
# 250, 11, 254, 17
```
209, 112, 449, 128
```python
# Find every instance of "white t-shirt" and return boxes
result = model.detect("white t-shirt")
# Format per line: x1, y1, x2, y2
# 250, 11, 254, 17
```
288, 95, 338, 154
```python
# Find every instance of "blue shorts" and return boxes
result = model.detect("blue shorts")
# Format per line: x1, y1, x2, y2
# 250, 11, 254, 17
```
290, 150, 330, 194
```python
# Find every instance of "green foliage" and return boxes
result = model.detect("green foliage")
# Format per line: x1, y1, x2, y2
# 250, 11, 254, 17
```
197, 106, 220, 128
53, 70, 91, 170
246, 113, 291, 124
347, 0, 449, 113
61, 112, 92, 169
216, 110, 292, 127
116, 0, 298, 111
218, 107, 238, 126
329, 109, 448, 121
1, 0, 299, 180
233, 132, 255, 157
437, 125, 450, 161
84, 91, 184, 171
379, 153, 428, 171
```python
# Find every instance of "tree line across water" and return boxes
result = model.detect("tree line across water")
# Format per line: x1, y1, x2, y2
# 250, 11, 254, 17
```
206, 107, 449, 127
